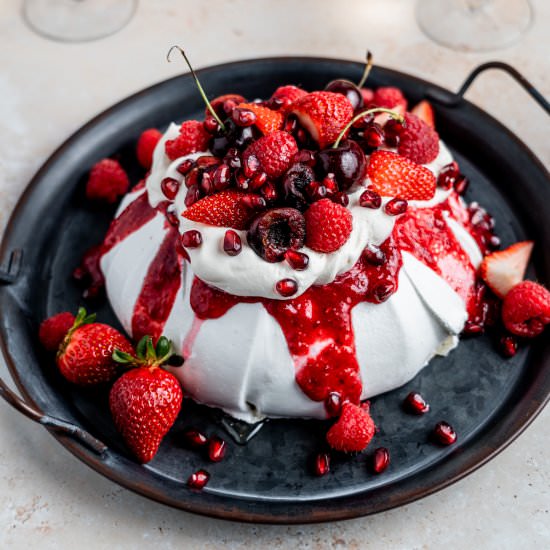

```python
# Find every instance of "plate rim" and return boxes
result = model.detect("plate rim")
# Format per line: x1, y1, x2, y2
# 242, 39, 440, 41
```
1, 55, 549, 524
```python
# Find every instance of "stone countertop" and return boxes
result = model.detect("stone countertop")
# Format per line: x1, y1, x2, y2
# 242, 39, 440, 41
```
0, 1, 548, 548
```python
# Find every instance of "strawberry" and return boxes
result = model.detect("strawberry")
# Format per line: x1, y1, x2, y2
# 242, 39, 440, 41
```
502, 281, 550, 338
56, 308, 133, 385
165, 120, 210, 161
236, 102, 284, 135
86, 159, 129, 203
136, 128, 162, 169
367, 150, 436, 201
397, 113, 440, 165
373, 87, 408, 112
326, 402, 376, 452
304, 199, 353, 253
271, 85, 307, 110
290, 91, 354, 148
110, 336, 183, 463
182, 190, 261, 229
39, 312, 76, 352
480, 241, 534, 298
411, 100, 435, 128
242, 131, 298, 179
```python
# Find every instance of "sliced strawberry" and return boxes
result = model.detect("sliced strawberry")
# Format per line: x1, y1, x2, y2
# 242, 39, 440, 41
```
480, 241, 534, 298
411, 100, 435, 128
182, 190, 260, 229
367, 150, 436, 201
326, 402, 376, 453
290, 91, 354, 148
237, 102, 284, 135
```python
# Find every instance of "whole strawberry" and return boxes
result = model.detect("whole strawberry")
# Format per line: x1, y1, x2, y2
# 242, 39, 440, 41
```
502, 281, 550, 338
56, 307, 133, 385
326, 402, 376, 453
242, 131, 298, 179
110, 336, 183, 463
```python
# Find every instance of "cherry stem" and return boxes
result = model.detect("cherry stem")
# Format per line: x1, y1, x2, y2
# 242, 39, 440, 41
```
332, 107, 404, 148
167, 46, 226, 132
357, 50, 373, 89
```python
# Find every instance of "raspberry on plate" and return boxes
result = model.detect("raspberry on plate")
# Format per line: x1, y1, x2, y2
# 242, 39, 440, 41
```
502, 280, 550, 337
136, 128, 162, 169
326, 402, 376, 452
304, 198, 353, 253
86, 159, 129, 203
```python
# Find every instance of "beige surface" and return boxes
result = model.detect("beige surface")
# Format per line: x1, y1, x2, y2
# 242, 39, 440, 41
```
1, 1, 549, 548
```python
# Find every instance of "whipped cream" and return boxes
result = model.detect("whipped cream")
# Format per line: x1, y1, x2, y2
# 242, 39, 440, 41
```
145, 124, 455, 300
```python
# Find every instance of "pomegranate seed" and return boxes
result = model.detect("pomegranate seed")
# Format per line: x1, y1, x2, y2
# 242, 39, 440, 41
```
200, 171, 215, 195
384, 117, 405, 138
250, 171, 267, 190
196, 156, 219, 169
224, 148, 241, 169
295, 128, 308, 145
264, 97, 284, 110
325, 392, 342, 417
362, 245, 386, 266
352, 112, 375, 129
314, 453, 331, 476
359, 189, 382, 209
384, 198, 408, 216
322, 174, 338, 194
500, 335, 518, 358
187, 469, 210, 490
182, 428, 208, 448
454, 176, 469, 195
241, 194, 267, 210
433, 421, 457, 445
306, 181, 328, 202
284, 115, 297, 133
334, 192, 349, 207
463, 321, 484, 335
404, 391, 430, 414
243, 154, 260, 178
165, 206, 180, 228
208, 436, 227, 462
373, 282, 395, 303
364, 124, 385, 148
275, 278, 298, 297
185, 167, 202, 189
371, 447, 390, 474
293, 149, 316, 166
177, 159, 195, 176
160, 177, 180, 200
284, 249, 309, 270
260, 181, 279, 202
181, 230, 202, 248
232, 108, 257, 127
203, 116, 220, 134
223, 230, 242, 256
184, 184, 202, 207
437, 162, 459, 190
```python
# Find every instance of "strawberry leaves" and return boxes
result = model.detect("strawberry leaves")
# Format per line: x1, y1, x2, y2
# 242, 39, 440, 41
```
113, 335, 175, 368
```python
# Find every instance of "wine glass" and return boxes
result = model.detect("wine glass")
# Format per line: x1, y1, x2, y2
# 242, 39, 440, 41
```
22, 0, 138, 42
416, 0, 533, 52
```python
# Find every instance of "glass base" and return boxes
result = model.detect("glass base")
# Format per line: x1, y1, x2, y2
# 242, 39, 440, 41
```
23, 0, 138, 43
416, 0, 532, 52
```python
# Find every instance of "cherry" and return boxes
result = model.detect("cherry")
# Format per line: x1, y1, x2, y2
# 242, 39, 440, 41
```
282, 163, 316, 210
317, 139, 367, 190
247, 208, 306, 262
325, 79, 364, 110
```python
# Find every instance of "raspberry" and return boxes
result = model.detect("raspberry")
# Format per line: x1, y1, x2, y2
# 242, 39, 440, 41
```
242, 131, 298, 179
397, 113, 439, 164
502, 281, 550, 338
372, 87, 408, 111
86, 159, 129, 203
360, 88, 374, 104
136, 128, 162, 169
304, 198, 353, 253
165, 120, 210, 160
39, 312, 76, 352
326, 402, 376, 452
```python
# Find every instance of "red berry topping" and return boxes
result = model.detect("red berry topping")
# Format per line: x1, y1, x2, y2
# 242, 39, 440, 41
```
284, 249, 309, 270
324, 391, 343, 417
397, 113, 440, 165
181, 230, 202, 248
290, 91, 354, 148
372, 86, 408, 112
371, 447, 390, 474
237, 102, 284, 135
404, 391, 430, 414
207, 436, 227, 462
433, 421, 457, 445
499, 335, 518, 358
136, 128, 162, 169
39, 312, 76, 352
271, 85, 308, 110
182, 428, 208, 448
367, 150, 436, 201
242, 131, 298, 179
165, 120, 210, 161
314, 453, 331, 476
359, 189, 382, 209
502, 281, 550, 338
223, 229, 242, 256
304, 199, 353, 253
411, 100, 435, 128
275, 278, 298, 297
86, 159, 129, 203
160, 177, 180, 200
109, 366, 183, 463
384, 198, 408, 216
187, 469, 210, 490
326, 402, 376, 453
183, 190, 259, 230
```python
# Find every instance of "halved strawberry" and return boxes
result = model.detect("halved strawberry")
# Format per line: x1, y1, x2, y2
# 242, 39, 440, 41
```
480, 241, 534, 298
367, 150, 436, 200
237, 102, 284, 135
290, 91, 354, 148
411, 100, 435, 128
182, 190, 260, 229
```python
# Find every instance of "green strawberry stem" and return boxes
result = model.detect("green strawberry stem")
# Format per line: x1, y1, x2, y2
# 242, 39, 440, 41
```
356, 50, 373, 89
332, 107, 404, 149
57, 306, 96, 357
113, 335, 176, 369
166, 45, 226, 132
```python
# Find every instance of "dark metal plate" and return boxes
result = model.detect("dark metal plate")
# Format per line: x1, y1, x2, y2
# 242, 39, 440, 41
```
1, 57, 549, 523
